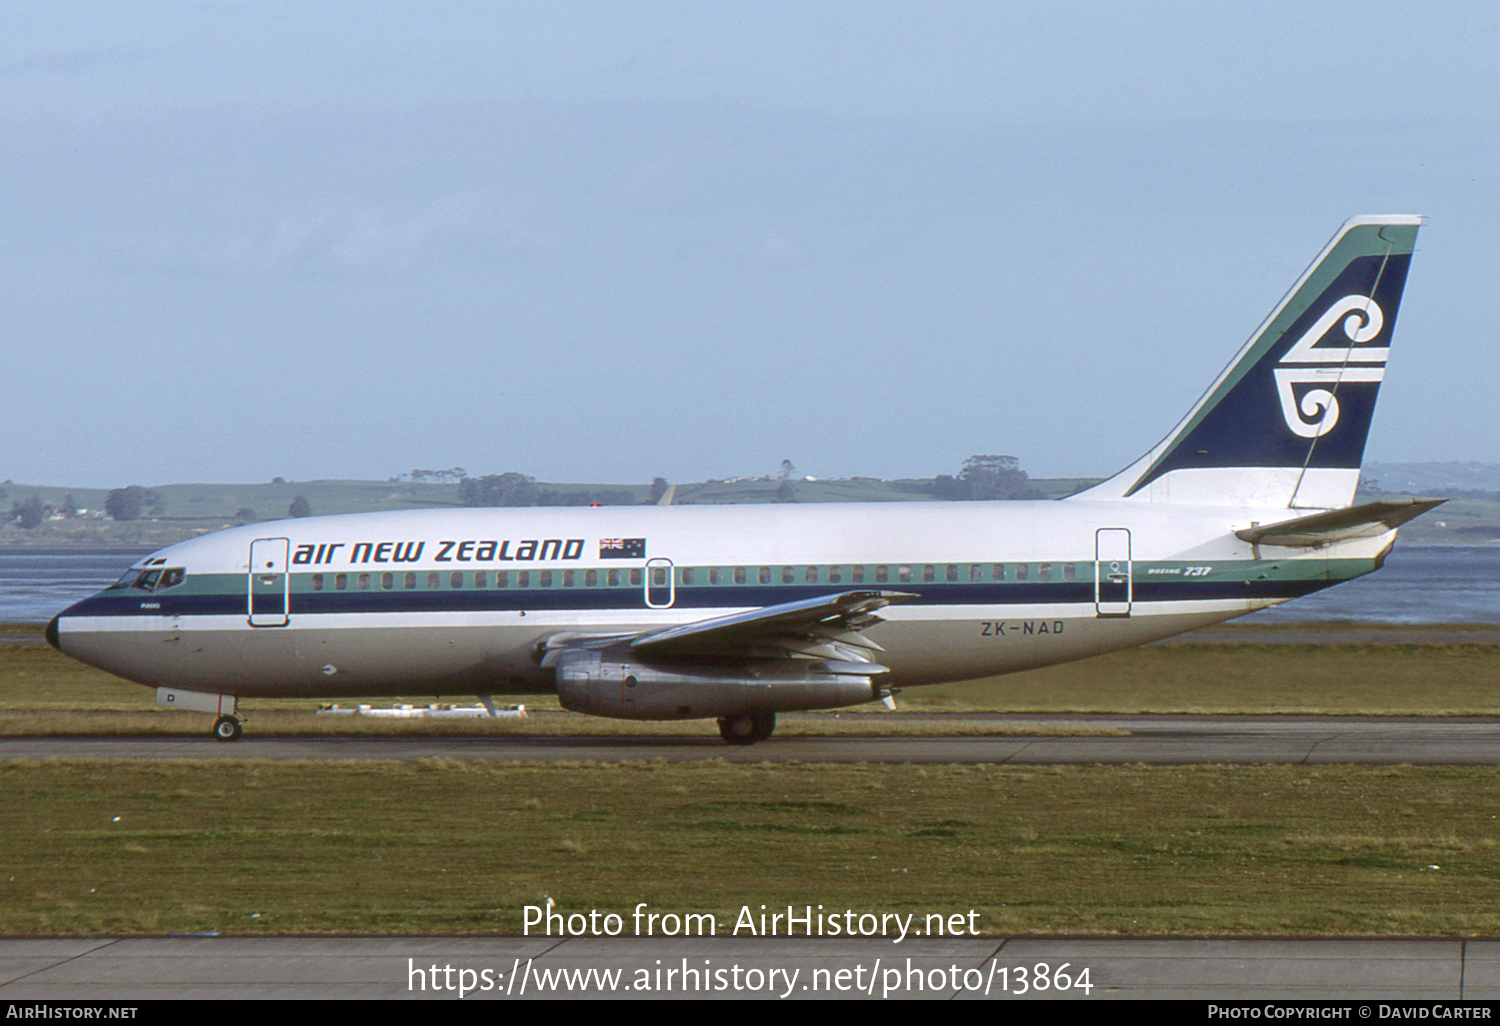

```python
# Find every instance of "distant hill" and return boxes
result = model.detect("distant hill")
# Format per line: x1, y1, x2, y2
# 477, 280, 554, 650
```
4, 466, 1493, 547
1363, 462, 1500, 496
0, 475, 1098, 547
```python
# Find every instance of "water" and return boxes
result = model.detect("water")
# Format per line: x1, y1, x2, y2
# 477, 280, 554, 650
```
1245, 544, 1500, 625
3, 544, 1499, 625
2, 547, 154, 624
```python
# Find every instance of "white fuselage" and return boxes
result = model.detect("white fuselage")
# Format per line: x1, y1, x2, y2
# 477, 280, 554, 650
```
51, 498, 1388, 704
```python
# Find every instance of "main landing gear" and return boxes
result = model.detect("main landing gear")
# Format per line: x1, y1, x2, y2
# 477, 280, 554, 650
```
717, 711, 776, 745
212, 715, 243, 742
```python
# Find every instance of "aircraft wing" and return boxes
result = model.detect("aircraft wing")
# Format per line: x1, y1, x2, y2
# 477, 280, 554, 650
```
630, 589, 915, 658
1235, 497, 1447, 547
539, 590, 915, 665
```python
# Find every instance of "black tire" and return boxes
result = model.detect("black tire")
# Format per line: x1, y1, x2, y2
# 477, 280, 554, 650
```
212, 715, 242, 742
717, 711, 776, 745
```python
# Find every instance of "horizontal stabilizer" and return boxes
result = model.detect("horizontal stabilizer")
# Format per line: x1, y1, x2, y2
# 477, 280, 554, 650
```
1235, 497, 1446, 547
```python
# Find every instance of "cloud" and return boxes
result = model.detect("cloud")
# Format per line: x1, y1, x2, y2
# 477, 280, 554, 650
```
148, 188, 568, 274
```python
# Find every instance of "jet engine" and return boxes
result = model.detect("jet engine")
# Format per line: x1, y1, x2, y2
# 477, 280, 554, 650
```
550, 647, 885, 720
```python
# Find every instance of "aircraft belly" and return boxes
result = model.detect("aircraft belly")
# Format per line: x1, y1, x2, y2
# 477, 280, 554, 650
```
60, 617, 560, 699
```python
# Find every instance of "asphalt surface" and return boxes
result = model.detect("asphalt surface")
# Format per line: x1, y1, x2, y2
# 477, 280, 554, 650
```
7, 713, 1500, 764
2, 935, 1498, 1000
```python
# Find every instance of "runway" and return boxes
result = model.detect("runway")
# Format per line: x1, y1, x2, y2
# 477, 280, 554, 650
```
6, 714, 1500, 764
2, 935, 1498, 1000
11, 714, 1500, 1002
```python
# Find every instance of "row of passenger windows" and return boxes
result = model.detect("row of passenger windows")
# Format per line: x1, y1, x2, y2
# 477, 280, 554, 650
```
311, 569, 645, 591
307, 563, 1078, 592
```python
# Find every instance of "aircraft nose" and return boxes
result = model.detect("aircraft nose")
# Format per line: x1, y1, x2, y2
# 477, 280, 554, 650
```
45, 614, 60, 651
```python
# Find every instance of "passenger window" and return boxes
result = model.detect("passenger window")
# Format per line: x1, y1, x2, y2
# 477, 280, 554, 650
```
781, 566, 794, 585
681, 567, 695, 586
992, 564, 1005, 581
805, 566, 818, 583
497, 570, 509, 588
1039, 563, 1052, 581
1016, 564, 1029, 581
517, 570, 530, 588
404, 572, 417, 589
898, 565, 913, 583
475, 571, 488, 588
629, 569, 641, 587
875, 566, 889, 584
427, 572, 440, 589
335, 574, 347, 591
852, 566, 865, 584
651, 567, 667, 587
562, 570, 574, 587
607, 569, 620, 587
734, 567, 746, 585
829, 566, 843, 584
539, 570, 552, 587
709, 567, 722, 585
922, 565, 934, 583
1063, 563, 1076, 581
311, 574, 324, 591
358, 574, 371, 590
586, 569, 598, 587
450, 572, 462, 589
381, 573, 394, 590
945, 564, 958, 582
969, 565, 982, 582
759, 567, 771, 585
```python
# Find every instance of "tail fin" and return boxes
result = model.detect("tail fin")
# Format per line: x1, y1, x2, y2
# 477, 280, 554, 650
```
1072, 215, 1420, 509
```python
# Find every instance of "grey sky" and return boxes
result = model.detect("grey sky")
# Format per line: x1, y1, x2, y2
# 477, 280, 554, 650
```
6, 2, 1499, 487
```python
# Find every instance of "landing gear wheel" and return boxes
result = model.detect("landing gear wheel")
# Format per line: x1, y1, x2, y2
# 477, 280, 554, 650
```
212, 715, 242, 742
717, 711, 776, 745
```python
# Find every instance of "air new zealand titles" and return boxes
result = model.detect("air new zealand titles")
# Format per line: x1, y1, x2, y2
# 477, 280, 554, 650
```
294, 538, 597, 566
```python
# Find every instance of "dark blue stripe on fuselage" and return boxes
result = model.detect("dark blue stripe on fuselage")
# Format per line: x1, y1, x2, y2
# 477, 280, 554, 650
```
59, 577, 1338, 619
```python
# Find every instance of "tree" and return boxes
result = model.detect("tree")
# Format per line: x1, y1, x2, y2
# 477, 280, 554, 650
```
288, 496, 312, 518
105, 486, 146, 522
775, 480, 796, 503
235, 507, 257, 522
459, 473, 540, 507
779, 459, 797, 481
958, 454, 1040, 500
11, 495, 44, 529
650, 477, 670, 502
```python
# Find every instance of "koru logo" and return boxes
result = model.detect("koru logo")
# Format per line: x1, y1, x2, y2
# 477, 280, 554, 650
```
1274, 295, 1387, 438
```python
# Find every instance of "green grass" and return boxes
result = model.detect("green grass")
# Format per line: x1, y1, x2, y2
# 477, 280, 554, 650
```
906, 641, 1500, 716
3, 760, 1498, 937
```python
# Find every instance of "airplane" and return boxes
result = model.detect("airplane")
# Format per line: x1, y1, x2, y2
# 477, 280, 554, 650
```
47, 215, 1441, 744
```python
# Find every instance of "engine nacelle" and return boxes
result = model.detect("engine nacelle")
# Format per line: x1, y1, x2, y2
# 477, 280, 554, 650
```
551, 648, 884, 720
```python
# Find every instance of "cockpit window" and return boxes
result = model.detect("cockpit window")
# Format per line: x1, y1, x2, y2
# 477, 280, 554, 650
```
123, 567, 186, 592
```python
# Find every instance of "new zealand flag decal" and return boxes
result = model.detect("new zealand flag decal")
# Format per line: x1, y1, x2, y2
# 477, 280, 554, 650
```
599, 538, 646, 559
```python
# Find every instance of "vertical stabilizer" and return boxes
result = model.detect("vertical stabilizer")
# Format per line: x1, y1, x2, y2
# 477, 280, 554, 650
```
1071, 216, 1420, 509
